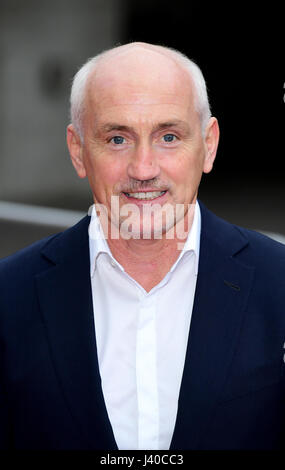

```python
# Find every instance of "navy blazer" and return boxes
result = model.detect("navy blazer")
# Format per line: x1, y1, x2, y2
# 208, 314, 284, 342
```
0, 201, 285, 450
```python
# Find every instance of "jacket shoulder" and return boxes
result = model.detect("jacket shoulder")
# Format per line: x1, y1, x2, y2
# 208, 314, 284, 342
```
0, 215, 90, 282
0, 235, 63, 315
0, 232, 61, 278
234, 226, 285, 287
199, 200, 285, 254
198, 200, 285, 276
236, 224, 285, 256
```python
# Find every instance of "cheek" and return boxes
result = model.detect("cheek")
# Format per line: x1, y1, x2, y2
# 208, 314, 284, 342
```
86, 154, 126, 192
164, 150, 203, 185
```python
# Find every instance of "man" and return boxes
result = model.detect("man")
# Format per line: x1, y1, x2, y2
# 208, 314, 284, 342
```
0, 42, 284, 450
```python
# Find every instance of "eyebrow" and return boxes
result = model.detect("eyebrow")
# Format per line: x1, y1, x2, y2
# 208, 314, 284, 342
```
99, 120, 190, 135
152, 120, 190, 133
100, 124, 133, 133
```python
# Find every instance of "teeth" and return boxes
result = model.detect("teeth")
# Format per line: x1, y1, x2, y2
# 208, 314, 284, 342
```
125, 191, 165, 200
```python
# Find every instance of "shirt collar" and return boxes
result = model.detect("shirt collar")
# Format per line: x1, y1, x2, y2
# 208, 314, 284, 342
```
89, 201, 201, 278
89, 205, 114, 278
169, 200, 201, 275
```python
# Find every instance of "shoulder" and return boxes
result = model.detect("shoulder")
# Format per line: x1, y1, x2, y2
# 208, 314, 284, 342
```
0, 216, 90, 335
0, 233, 61, 302
235, 224, 285, 258
0, 215, 91, 285
198, 199, 285, 269
0, 232, 62, 330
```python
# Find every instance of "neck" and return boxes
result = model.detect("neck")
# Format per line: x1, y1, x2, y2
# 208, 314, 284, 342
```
107, 207, 195, 291
108, 233, 185, 262
108, 235, 187, 292
93, 200, 197, 291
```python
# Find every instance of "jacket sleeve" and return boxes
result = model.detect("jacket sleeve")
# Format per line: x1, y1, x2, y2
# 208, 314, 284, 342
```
0, 366, 12, 449
0, 268, 13, 449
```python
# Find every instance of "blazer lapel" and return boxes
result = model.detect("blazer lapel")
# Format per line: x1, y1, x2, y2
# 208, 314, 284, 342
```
170, 202, 255, 449
34, 204, 255, 450
35, 216, 118, 449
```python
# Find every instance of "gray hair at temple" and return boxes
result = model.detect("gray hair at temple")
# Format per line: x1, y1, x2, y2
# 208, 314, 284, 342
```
70, 42, 212, 141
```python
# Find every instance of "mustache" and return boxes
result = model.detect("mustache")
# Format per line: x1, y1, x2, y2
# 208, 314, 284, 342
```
115, 178, 171, 193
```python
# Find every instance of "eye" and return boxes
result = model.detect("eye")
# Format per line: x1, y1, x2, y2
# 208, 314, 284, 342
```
110, 135, 125, 145
162, 133, 177, 143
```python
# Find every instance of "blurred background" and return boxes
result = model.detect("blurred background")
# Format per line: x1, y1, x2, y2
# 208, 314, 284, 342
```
0, 0, 284, 257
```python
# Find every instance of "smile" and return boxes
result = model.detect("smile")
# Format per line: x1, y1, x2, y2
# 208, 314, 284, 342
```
123, 191, 166, 200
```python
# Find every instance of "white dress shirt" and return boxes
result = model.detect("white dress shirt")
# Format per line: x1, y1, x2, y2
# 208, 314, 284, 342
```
88, 202, 201, 450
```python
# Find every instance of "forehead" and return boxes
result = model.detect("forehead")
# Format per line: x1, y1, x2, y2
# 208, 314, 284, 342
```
84, 48, 196, 125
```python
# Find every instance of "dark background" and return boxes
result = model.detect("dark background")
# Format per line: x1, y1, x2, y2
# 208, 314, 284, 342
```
122, 1, 285, 233
123, 1, 284, 176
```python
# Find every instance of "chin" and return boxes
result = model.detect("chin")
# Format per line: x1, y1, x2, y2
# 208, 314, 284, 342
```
118, 216, 176, 241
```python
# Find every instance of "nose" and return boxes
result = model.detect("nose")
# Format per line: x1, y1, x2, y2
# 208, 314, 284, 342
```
127, 143, 160, 181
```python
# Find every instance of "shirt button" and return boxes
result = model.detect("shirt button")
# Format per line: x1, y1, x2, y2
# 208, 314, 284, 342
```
110, 260, 116, 267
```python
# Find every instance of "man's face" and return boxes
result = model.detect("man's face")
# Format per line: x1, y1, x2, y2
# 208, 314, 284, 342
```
68, 48, 218, 239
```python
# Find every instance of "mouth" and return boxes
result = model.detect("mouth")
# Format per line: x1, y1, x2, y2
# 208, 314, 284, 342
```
123, 190, 167, 201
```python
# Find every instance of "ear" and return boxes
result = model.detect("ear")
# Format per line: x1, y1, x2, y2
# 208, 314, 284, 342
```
203, 117, 220, 174
66, 124, 86, 178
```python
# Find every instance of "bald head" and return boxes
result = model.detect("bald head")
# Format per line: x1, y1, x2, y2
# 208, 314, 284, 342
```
86, 45, 194, 117
70, 42, 211, 140
87, 42, 193, 78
